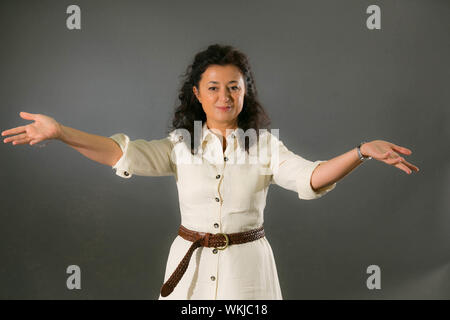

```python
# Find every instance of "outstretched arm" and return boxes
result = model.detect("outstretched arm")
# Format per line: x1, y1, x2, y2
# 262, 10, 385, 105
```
2, 111, 123, 167
310, 140, 420, 191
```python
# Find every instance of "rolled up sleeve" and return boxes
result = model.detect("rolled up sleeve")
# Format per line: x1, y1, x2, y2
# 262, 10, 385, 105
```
271, 139, 336, 200
109, 133, 175, 179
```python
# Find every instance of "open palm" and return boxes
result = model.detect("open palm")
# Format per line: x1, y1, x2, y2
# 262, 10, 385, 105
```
2, 112, 61, 146
361, 140, 420, 174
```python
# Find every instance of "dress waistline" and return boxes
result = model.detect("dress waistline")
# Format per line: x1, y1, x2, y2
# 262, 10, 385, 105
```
160, 225, 265, 297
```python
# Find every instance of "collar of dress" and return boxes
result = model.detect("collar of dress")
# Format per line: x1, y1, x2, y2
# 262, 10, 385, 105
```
201, 122, 243, 150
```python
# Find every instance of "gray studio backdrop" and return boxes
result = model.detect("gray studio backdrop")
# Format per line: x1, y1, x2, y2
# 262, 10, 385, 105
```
1, 0, 449, 299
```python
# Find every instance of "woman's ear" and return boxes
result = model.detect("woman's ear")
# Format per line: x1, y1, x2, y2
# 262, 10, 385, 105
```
193, 86, 201, 103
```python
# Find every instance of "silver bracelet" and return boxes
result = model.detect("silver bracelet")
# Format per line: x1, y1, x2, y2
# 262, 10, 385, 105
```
357, 141, 372, 161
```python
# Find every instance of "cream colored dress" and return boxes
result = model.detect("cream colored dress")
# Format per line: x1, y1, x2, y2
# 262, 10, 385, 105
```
109, 123, 336, 300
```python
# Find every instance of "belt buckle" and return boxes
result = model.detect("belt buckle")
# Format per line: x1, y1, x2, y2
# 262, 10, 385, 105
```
215, 233, 229, 250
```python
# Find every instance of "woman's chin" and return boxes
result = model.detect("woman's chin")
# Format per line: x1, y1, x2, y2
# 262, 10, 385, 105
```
213, 111, 234, 119
214, 116, 235, 124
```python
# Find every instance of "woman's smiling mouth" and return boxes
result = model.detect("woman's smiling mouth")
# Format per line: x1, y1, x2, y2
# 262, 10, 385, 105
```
216, 105, 232, 111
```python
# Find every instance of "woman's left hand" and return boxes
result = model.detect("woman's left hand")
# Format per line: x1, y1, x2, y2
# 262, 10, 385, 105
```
360, 140, 420, 174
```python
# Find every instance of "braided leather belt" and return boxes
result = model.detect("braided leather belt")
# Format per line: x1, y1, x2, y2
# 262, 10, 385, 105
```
160, 224, 265, 297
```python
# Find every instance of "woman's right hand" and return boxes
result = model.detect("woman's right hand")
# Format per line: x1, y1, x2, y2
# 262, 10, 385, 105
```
2, 112, 62, 146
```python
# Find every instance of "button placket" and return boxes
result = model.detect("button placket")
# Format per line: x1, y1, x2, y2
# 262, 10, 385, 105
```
215, 150, 228, 235
202, 127, 232, 299
212, 155, 224, 297
215, 170, 224, 206
203, 132, 229, 299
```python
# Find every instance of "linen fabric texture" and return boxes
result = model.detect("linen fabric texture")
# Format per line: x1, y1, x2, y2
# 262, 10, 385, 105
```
109, 123, 336, 299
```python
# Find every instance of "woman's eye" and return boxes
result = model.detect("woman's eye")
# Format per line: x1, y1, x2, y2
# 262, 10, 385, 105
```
208, 86, 239, 91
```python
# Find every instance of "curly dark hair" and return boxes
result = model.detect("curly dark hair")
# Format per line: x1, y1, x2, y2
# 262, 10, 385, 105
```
169, 43, 271, 154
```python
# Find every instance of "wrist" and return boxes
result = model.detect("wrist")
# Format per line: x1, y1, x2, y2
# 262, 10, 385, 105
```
360, 142, 369, 157
357, 141, 372, 161
56, 123, 65, 141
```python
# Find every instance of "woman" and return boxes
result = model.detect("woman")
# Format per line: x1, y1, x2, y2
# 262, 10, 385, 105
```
1, 44, 419, 299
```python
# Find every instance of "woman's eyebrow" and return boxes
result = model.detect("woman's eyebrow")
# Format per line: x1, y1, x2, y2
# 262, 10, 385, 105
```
208, 80, 239, 84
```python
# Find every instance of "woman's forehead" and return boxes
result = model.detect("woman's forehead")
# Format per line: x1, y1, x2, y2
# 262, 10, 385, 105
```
201, 65, 244, 82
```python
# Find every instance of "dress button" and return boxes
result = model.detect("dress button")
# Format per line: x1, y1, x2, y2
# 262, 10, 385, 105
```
215, 197, 220, 202
211, 276, 216, 281
124, 171, 129, 176
224, 156, 228, 162
214, 223, 219, 228
212, 248, 218, 254
216, 174, 221, 179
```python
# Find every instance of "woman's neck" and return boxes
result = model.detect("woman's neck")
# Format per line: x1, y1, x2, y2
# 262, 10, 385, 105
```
206, 120, 237, 139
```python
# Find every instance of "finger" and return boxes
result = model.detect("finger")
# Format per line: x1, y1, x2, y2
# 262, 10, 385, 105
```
385, 156, 404, 165
395, 162, 412, 174
1, 125, 27, 137
4, 133, 27, 144
399, 158, 420, 172
19, 111, 37, 121
388, 153, 419, 173
13, 137, 31, 146
389, 156, 419, 173
390, 143, 412, 155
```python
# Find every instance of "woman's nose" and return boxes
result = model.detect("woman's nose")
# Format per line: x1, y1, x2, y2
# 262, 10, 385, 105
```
219, 88, 232, 101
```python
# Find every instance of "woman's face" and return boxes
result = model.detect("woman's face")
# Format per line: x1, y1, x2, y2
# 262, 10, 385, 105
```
193, 64, 246, 128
